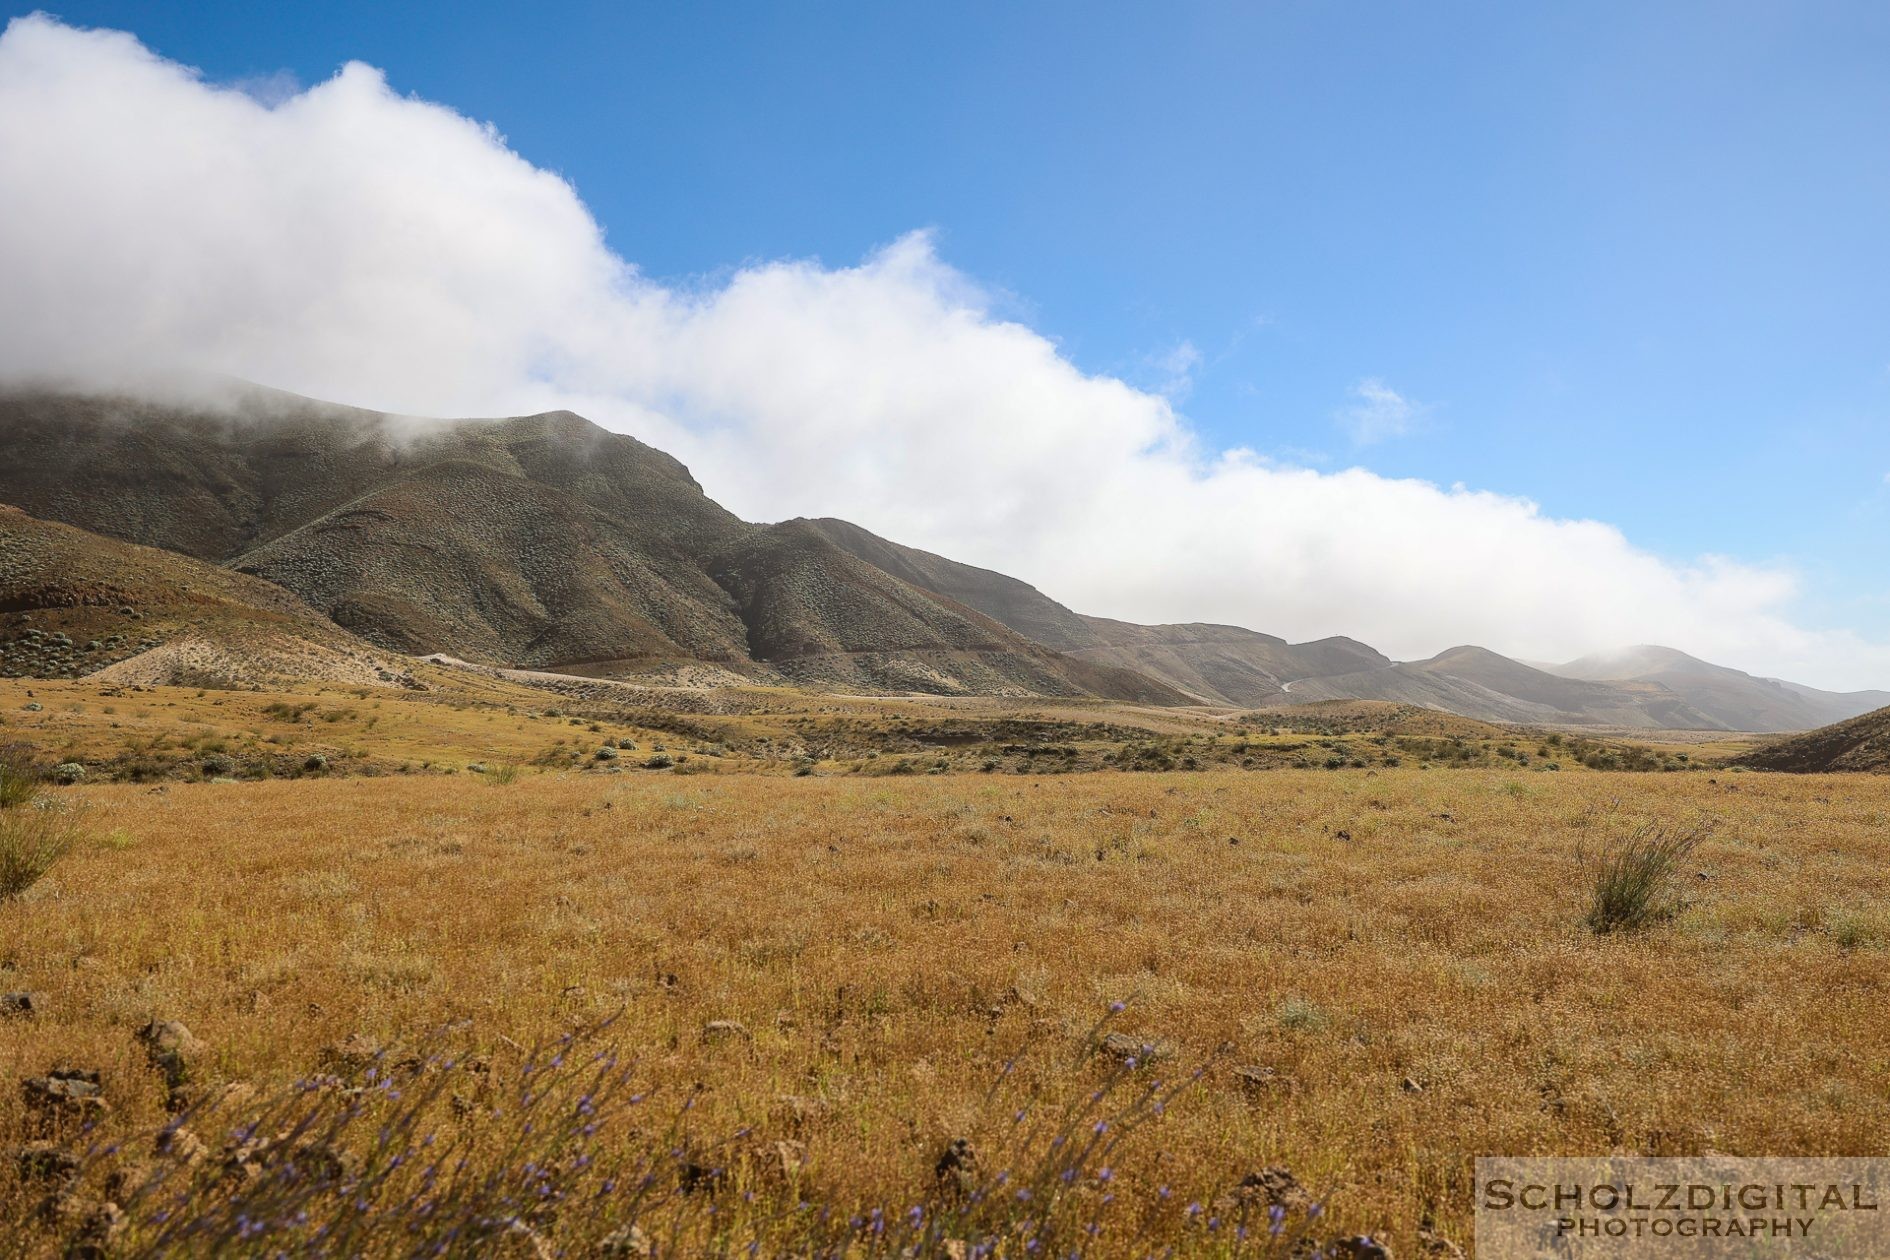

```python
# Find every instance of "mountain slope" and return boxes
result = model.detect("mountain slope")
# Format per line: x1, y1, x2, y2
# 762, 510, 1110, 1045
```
1542, 645, 1890, 732
800, 517, 1104, 651
802, 518, 1389, 705
1065, 620, 1390, 707
0, 504, 414, 688
1284, 645, 1724, 728
1738, 706, 1890, 773
0, 387, 1172, 700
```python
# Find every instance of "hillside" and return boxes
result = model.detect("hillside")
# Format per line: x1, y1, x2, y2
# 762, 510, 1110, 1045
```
1543, 645, 1890, 732
802, 518, 1390, 705
0, 503, 415, 688
1283, 645, 1724, 729
0, 388, 1187, 701
800, 517, 1105, 651
1739, 705, 1890, 773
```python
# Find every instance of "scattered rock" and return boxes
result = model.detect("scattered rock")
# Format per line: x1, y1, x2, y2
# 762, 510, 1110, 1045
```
701, 1019, 752, 1043
1232, 1064, 1290, 1094
223, 1128, 353, 1186
155, 1125, 207, 1166
137, 1019, 205, 1089
1215, 1166, 1310, 1215
1, 990, 45, 1018
496, 1219, 555, 1259
319, 1032, 418, 1081
934, 1137, 979, 1196
21, 1068, 107, 1128
766, 1138, 808, 1177
67, 1200, 126, 1260
1400, 1076, 1424, 1094
595, 1224, 653, 1258
1097, 1031, 1175, 1065
12, 1140, 80, 1185
772, 1094, 825, 1128
678, 1158, 724, 1195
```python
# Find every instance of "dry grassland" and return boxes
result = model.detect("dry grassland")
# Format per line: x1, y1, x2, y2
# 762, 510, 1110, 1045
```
3, 757, 1888, 1255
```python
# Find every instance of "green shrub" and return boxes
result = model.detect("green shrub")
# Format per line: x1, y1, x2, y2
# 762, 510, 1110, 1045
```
1583, 823, 1706, 934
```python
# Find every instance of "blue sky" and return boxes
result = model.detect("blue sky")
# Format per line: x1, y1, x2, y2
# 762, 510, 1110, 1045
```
2, 3, 1887, 680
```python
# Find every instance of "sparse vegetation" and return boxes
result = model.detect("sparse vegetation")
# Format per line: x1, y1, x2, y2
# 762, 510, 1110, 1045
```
0, 755, 1883, 1256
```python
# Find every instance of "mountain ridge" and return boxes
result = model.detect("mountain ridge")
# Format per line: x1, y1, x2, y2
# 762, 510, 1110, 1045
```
1, 384, 1882, 729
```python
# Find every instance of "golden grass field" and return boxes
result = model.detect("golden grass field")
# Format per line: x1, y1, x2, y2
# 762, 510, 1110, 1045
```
2, 675, 1887, 1256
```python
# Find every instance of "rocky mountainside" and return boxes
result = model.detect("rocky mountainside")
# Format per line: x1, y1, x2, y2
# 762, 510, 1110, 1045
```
0, 387, 1177, 701
804, 519, 1390, 705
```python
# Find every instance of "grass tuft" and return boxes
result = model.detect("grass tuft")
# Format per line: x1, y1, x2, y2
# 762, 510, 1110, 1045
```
1582, 822, 1707, 934
0, 760, 82, 899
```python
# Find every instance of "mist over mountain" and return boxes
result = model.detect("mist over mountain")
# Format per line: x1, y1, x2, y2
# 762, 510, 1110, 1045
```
3, 384, 1883, 733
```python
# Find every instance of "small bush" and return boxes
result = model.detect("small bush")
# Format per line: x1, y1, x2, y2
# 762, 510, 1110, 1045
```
0, 750, 38, 809
1278, 996, 1329, 1032
0, 803, 82, 899
484, 763, 521, 786
1583, 822, 1707, 934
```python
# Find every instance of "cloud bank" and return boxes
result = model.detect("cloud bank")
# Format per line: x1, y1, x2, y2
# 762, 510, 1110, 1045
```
0, 14, 1883, 690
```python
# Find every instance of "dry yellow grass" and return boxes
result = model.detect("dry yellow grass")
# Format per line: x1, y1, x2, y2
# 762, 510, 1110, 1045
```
3, 755, 1887, 1254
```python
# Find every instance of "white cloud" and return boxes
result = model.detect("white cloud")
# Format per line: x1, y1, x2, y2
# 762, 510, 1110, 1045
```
1, 14, 1886, 691
1336, 377, 1423, 445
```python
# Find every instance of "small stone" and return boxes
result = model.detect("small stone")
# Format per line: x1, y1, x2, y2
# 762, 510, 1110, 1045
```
0, 991, 45, 1018
772, 1094, 824, 1128
1330, 1236, 1393, 1260
13, 1140, 80, 1185
1097, 1030, 1176, 1065
155, 1125, 207, 1165
767, 1138, 807, 1177
319, 1032, 408, 1081
701, 1019, 752, 1043
21, 1068, 105, 1120
68, 1200, 126, 1260
595, 1225, 652, 1258
1400, 1076, 1424, 1094
497, 1219, 555, 1259
1232, 1064, 1290, 1094
934, 1137, 979, 1196
137, 1019, 206, 1089
1216, 1166, 1310, 1214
